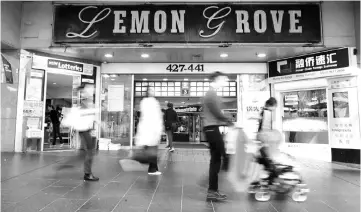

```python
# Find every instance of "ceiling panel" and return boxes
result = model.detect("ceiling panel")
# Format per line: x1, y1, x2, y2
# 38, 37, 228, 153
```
46, 72, 73, 89
37, 46, 336, 64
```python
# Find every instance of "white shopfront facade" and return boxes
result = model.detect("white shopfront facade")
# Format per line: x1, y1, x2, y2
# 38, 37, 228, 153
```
269, 48, 361, 163
99, 62, 269, 149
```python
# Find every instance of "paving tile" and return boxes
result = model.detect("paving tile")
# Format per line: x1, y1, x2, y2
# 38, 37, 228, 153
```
52, 179, 83, 187
112, 205, 148, 212
117, 194, 152, 208
1, 187, 39, 203
78, 196, 120, 212
3, 192, 60, 212
62, 183, 104, 199
96, 182, 130, 198
42, 186, 74, 196
40, 198, 87, 212
1, 151, 360, 212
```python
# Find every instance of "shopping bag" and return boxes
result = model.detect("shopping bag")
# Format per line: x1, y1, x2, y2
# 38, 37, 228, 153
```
131, 146, 158, 164
224, 127, 238, 155
256, 129, 282, 144
61, 107, 78, 128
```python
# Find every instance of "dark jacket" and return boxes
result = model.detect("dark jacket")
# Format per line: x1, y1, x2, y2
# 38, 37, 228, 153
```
164, 108, 178, 129
203, 87, 230, 127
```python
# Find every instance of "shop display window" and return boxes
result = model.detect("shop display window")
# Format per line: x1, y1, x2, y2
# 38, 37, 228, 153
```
134, 80, 237, 97
282, 89, 328, 144
100, 74, 132, 146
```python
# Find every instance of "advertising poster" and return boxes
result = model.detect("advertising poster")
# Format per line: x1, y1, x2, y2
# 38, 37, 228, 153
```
108, 85, 124, 112
1, 54, 13, 84
23, 100, 43, 117
329, 88, 361, 149
242, 91, 270, 139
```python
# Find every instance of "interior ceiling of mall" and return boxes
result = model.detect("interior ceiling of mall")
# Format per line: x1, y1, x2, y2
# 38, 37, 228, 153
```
38, 46, 333, 63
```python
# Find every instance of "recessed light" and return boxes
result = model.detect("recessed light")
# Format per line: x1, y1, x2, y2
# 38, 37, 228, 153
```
110, 74, 117, 77
143, 78, 148, 81
163, 78, 168, 81
184, 78, 189, 81
257, 53, 267, 58
103, 74, 109, 78
220, 53, 228, 58
104, 53, 113, 58
141, 53, 149, 58
53, 82, 56, 85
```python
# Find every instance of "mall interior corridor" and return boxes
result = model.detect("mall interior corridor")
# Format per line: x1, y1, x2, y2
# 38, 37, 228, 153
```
1, 150, 360, 212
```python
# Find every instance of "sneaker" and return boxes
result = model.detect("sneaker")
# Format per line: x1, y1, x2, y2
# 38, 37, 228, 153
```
148, 171, 162, 176
169, 147, 175, 152
165, 145, 170, 149
84, 174, 99, 181
206, 190, 227, 202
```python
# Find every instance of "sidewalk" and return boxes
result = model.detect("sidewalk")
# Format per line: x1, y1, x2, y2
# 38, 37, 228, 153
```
1, 150, 360, 212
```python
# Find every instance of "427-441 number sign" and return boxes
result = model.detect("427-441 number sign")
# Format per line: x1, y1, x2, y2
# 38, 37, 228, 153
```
166, 64, 205, 73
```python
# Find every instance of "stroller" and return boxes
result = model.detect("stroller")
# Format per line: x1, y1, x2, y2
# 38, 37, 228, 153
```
247, 142, 309, 202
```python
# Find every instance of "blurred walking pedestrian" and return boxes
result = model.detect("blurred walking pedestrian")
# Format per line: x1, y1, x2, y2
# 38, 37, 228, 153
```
130, 86, 164, 175
203, 71, 233, 202
164, 102, 178, 152
74, 84, 99, 181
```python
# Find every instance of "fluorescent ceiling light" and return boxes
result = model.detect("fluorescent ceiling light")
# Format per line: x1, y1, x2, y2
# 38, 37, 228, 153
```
220, 53, 228, 58
110, 74, 117, 77
204, 78, 209, 81
111, 79, 115, 81
104, 53, 113, 58
163, 78, 168, 81
53, 82, 56, 84
143, 78, 148, 81
184, 78, 189, 81
141, 53, 149, 58
103, 74, 109, 78
257, 53, 267, 58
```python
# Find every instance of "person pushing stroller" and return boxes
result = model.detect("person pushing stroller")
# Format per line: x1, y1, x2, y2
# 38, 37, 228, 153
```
249, 97, 282, 191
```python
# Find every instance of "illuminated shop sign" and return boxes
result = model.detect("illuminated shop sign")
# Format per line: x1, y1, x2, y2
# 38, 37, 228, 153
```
53, 4, 321, 44
48, 59, 83, 72
268, 48, 353, 83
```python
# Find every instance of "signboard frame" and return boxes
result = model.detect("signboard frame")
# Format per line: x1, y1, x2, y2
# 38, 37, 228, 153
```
268, 48, 357, 83
52, 3, 322, 45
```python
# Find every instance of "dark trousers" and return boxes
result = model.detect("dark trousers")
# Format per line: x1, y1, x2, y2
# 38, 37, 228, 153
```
146, 146, 159, 173
52, 123, 63, 145
79, 130, 95, 174
257, 146, 279, 184
204, 126, 226, 192
166, 130, 174, 148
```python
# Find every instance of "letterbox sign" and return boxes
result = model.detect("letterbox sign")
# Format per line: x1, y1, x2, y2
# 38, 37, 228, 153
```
268, 48, 354, 83
53, 4, 321, 44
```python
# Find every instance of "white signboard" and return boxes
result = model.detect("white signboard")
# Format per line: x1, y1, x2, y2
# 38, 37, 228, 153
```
242, 91, 270, 139
102, 63, 267, 74
328, 88, 361, 149
268, 67, 356, 83
108, 85, 124, 112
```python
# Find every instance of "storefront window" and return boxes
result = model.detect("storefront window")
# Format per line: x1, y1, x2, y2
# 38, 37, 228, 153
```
240, 74, 270, 140
282, 89, 328, 144
100, 74, 132, 146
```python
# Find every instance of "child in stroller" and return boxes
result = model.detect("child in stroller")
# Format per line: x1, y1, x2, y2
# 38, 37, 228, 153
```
247, 142, 309, 202
246, 97, 308, 202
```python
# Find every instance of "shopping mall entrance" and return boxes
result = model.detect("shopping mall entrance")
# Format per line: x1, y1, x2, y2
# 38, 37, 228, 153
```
43, 73, 77, 151
133, 74, 238, 147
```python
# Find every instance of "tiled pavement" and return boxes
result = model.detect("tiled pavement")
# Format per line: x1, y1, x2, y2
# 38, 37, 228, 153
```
1, 149, 360, 212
